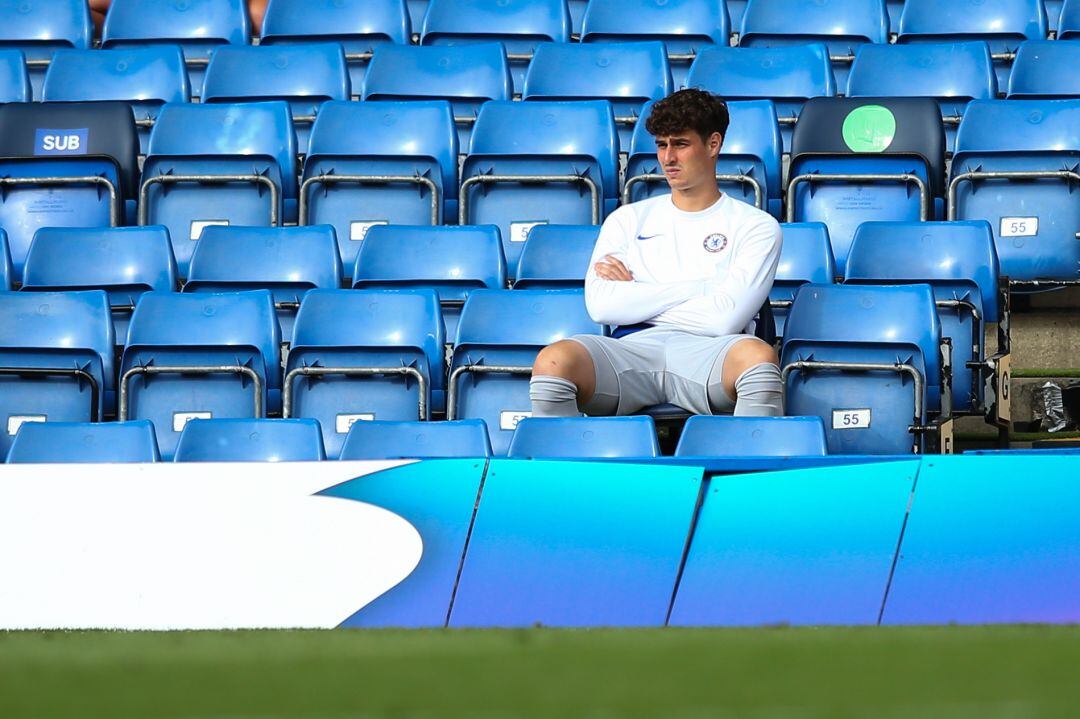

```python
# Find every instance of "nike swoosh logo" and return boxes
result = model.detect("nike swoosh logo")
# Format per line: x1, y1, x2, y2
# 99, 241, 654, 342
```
636, 234, 663, 241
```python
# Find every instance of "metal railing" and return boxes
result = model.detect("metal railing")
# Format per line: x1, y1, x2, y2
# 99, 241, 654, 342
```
947, 169, 1080, 221
0, 367, 100, 422
623, 172, 764, 208
0, 175, 121, 227
139, 173, 280, 226
119, 365, 263, 421
298, 173, 440, 226
786, 173, 930, 223
458, 173, 601, 225
446, 364, 532, 420
282, 365, 428, 421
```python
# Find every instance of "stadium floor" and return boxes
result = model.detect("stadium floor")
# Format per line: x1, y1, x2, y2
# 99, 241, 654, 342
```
2, 627, 1078, 718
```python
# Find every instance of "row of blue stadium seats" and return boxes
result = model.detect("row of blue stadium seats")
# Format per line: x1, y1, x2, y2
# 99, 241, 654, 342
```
3, 415, 832, 463
4, 39, 1080, 129
1, 94, 1075, 283
5, 0, 1079, 89
0, 266, 1002, 459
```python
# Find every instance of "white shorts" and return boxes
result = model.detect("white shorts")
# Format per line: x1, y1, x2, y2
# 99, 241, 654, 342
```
570, 328, 754, 416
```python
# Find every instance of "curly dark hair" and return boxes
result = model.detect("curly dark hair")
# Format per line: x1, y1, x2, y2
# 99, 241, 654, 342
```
645, 89, 730, 143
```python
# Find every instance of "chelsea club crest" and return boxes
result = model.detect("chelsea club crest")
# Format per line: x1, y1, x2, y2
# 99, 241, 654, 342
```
703, 233, 727, 253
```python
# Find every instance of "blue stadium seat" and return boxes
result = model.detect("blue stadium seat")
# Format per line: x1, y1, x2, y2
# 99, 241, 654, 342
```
286, 289, 445, 457
949, 99, 1080, 283
363, 44, 513, 148
173, 418, 326, 462
781, 283, 944, 455
1061, 0, 1080, 39
846, 221, 1002, 415
769, 222, 835, 339
0, 0, 90, 98
897, 0, 1047, 89
448, 289, 602, 454
626, 99, 782, 218
6, 420, 160, 464
1007, 41, 1080, 98
102, 0, 250, 97
739, 0, 889, 86
0, 49, 30, 103
119, 291, 282, 459
421, 0, 571, 93
339, 418, 492, 459
0, 230, 12, 291
21, 226, 178, 344
142, 101, 298, 271
0, 291, 114, 459
352, 225, 506, 339
580, 0, 730, 87
787, 97, 946, 273
847, 42, 997, 151
201, 44, 350, 156
674, 415, 829, 457
463, 100, 619, 270
302, 100, 458, 275
522, 42, 673, 148
184, 225, 342, 343
513, 224, 598, 289
260, 0, 410, 93
507, 416, 661, 458
42, 47, 190, 155
685, 44, 836, 153
0, 102, 139, 280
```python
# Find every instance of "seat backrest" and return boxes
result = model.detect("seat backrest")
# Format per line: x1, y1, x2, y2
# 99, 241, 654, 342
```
847, 41, 997, 103
953, 98, 1080, 163
147, 101, 298, 198
581, 0, 729, 46
790, 96, 946, 198
522, 41, 672, 111
125, 290, 281, 379
422, 0, 571, 45
0, 49, 30, 102
173, 418, 326, 462
42, 46, 190, 107
103, 0, 250, 51
201, 43, 350, 108
468, 99, 620, 200
782, 282, 942, 390
687, 44, 837, 103
339, 419, 492, 459
507, 416, 660, 458
352, 225, 506, 300
363, 43, 512, 108
514, 224, 598, 288
0, 0, 91, 57
740, 0, 889, 45
1061, 0, 1080, 39
7, 420, 160, 463
186, 225, 342, 294
454, 288, 600, 349
0, 289, 115, 396
674, 415, 829, 457
1007, 41, 1080, 98
845, 220, 1000, 322
23, 226, 177, 299
307, 100, 458, 198
898, 0, 1046, 43
775, 222, 835, 286
0, 100, 141, 199
291, 288, 444, 368
260, 0, 411, 46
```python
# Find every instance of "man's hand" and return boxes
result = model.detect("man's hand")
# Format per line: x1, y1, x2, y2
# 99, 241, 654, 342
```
594, 255, 634, 282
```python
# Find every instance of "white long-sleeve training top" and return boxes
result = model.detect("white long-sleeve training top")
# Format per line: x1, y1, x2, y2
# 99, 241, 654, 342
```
584, 193, 783, 337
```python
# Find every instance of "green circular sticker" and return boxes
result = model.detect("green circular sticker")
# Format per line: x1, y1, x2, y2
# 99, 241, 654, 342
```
842, 105, 897, 153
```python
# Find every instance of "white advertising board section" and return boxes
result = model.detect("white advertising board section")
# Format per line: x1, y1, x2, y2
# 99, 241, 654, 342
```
0, 461, 423, 630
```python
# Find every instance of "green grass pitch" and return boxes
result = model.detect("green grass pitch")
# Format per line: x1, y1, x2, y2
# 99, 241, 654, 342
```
2, 626, 1078, 718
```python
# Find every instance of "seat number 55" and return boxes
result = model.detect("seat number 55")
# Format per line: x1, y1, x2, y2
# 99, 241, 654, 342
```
833, 409, 871, 430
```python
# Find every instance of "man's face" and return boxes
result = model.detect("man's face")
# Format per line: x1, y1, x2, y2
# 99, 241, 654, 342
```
654, 130, 722, 193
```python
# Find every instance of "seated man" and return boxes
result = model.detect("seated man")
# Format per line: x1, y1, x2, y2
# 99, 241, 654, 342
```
530, 89, 785, 419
